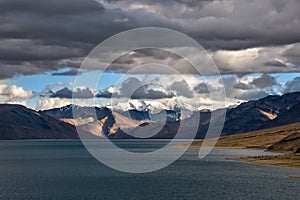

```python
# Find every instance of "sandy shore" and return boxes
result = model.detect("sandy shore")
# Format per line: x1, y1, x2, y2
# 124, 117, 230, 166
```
188, 140, 300, 170
186, 138, 300, 178
290, 176, 300, 179
230, 154, 300, 169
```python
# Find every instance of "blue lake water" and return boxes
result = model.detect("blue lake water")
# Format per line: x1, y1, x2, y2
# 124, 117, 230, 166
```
0, 140, 299, 200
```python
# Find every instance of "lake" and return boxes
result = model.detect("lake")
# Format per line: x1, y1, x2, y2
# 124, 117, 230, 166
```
0, 140, 299, 200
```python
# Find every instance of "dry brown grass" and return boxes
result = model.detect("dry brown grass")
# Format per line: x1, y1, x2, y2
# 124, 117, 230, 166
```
231, 154, 300, 169
188, 123, 300, 171
290, 176, 300, 179
190, 122, 300, 150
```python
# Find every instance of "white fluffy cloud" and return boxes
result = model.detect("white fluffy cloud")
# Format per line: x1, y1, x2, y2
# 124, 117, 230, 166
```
36, 98, 72, 110
0, 84, 32, 100
0, 84, 33, 107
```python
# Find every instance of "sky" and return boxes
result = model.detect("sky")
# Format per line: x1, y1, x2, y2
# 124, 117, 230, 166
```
0, 0, 300, 112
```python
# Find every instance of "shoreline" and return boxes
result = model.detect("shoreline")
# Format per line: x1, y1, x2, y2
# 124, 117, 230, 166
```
187, 139, 300, 176
228, 153, 300, 179
185, 122, 300, 173
228, 153, 300, 169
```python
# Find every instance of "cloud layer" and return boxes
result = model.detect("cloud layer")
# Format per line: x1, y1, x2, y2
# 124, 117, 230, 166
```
0, 0, 299, 78
38, 73, 292, 110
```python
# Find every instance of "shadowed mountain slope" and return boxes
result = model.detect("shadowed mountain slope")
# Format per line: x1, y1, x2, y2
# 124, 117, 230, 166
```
0, 104, 78, 139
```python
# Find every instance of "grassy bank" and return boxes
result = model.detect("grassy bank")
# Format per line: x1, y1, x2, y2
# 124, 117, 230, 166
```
230, 154, 300, 168
189, 123, 300, 171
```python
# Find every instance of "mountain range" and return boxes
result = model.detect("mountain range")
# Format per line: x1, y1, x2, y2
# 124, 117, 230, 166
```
2, 92, 300, 139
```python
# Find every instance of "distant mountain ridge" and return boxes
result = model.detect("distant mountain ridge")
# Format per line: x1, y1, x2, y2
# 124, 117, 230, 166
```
129, 92, 300, 138
39, 105, 182, 138
39, 105, 122, 137
2, 92, 300, 139
40, 105, 181, 122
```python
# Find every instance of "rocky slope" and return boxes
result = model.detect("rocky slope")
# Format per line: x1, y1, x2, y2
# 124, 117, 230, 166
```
40, 105, 145, 138
221, 92, 300, 135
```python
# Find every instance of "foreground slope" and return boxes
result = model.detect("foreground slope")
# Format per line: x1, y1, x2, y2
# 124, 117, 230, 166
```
190, 122, 300, 169
191, 122, 300, 150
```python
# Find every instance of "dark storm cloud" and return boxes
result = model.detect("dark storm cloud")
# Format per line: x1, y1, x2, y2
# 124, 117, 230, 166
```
0, 0, 104, 15
233, 82, 254, 90
0, 0, 108, 44
219, 74, 278, 101
0, 61, 60, 79
49, 87, 94, 99
194, 83, 210, 94
251, 74, 278, 89
283, 77, 300, 93
0, 0, 132, 78
49, 87, 72, 98
233, 74, 278, 91
118, 77, 174, 99
107, 48, 183, 73
0, 39, 85, 61
96, 89, 113, 98
0, 0, 300, 79
131, 88, 174, 99
282, 45, 300, 66
52, 69, 82, 76
105, 48, 203, 75
102, 0, 300, 50
169, 80, 193, 97
95, 77, 176, 99
131, 48, 180, 60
